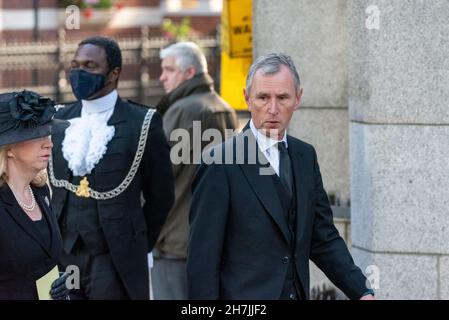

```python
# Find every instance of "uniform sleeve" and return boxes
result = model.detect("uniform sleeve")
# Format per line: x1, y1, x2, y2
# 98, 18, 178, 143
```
309, 146, 369, 299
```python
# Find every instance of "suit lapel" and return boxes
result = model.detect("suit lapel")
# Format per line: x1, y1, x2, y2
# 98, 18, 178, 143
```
52, 101, 82, 181
287, 137, 308, 247
94, 97, 127, 181
107, 96, 128, 126
0, 186, 52, 256
50, 102, 82, 220
237, 128, 291, 245
33, 186, 59, 256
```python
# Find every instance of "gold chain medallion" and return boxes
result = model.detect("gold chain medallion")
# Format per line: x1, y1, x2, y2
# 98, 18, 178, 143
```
75, 177, 90, 198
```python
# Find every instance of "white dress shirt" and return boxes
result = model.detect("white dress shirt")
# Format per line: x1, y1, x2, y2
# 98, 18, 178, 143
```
249, 119, 288, 177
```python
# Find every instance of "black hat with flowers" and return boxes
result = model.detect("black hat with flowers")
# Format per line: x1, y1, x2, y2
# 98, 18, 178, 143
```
0, 90, 70, 147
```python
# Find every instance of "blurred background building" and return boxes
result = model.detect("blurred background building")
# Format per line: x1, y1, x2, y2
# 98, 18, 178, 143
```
0, 0, 222, 105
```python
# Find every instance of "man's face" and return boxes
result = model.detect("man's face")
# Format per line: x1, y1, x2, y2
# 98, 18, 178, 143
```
159, 56, 190, 94
71, 44, 109, 77
70, 44, 119, 100
244, 65, 302, 140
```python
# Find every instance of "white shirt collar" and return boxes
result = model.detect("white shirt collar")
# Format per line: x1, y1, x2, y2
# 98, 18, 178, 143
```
249, 119, 288, 152
81, 89, 118, 115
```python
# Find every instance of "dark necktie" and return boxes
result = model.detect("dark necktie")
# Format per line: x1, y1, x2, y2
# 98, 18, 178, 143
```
277, 141, 293, 198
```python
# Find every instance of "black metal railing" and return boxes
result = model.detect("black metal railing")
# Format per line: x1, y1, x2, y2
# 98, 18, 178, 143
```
0, 26, 220, 106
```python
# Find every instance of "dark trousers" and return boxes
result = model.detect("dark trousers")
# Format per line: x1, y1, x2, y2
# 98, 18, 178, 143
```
59, 239, 129, 300
151, 258, 188, 300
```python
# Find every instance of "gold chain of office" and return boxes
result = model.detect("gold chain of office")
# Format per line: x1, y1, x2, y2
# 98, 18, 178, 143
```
48, 109, 155, 200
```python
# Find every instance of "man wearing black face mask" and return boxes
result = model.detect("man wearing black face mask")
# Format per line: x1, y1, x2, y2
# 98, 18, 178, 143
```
48, 36, 175, 299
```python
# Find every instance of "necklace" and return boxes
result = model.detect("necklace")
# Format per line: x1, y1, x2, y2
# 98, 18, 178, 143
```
14, 185, 36, 212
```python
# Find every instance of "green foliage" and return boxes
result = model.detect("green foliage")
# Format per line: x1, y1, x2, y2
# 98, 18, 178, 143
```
162, 17, 193, 41
60, 0, 113, 10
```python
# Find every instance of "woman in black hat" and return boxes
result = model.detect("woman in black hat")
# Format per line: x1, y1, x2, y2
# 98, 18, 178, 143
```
0, 90, 71, 299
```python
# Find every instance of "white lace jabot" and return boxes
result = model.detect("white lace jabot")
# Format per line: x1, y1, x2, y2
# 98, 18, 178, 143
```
62, 90, 118, 177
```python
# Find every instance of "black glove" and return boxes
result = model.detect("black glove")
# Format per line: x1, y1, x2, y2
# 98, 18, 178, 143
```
50, 272, 70, 300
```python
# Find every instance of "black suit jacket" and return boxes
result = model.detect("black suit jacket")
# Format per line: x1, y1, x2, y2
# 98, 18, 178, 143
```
187, 126, 368, 300
51, 97, 174, 299
0, 184, 62, 299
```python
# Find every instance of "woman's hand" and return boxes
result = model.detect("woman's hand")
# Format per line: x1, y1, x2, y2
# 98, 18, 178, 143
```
50, 272, 70, 300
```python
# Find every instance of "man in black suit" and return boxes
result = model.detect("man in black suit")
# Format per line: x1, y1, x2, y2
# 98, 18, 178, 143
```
187, 53, 374, 300
49, 36, 174, 299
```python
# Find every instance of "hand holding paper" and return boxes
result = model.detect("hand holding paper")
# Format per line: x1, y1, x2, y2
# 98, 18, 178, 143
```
35, 266, 59, 300
50, 272, 70, 300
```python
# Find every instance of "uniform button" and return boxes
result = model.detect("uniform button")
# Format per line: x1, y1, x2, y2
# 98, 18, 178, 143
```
289, 293, 296, 300
282, 256, 289, 264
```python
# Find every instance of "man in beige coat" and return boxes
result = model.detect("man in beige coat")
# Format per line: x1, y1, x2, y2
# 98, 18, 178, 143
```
152, 41, 237, 299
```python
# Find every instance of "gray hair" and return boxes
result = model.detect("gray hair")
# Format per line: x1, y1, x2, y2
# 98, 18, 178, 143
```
245, 53, 301, 93
160, 41, 208, 75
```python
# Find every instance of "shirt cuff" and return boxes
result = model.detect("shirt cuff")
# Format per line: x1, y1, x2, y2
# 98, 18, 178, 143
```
361, 289, 375, 297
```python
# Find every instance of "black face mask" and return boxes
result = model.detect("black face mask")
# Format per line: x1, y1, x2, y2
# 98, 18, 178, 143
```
69, 69, 107, 101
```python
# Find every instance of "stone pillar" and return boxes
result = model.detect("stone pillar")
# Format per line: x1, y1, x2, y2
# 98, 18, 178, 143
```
348, 0, 449, 299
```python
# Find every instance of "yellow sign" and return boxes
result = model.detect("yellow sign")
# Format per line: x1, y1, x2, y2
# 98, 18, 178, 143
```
220, 52, 252, 111
36, 265, 59, 300
220, 0, 253, 110
221, 0, 252, 58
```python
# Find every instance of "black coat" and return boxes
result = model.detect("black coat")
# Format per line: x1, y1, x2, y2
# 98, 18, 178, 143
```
187, 126, 368, 300
0, 184, 62, 299
50, 97, 174, 299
